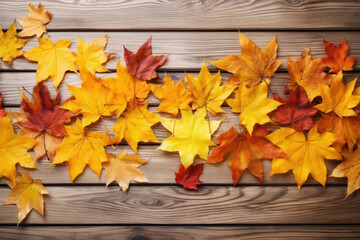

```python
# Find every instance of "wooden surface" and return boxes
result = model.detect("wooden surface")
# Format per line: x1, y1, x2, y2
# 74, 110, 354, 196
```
1, 0, 360, 239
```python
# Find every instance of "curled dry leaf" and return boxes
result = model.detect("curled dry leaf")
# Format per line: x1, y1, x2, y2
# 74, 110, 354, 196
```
175, 163, 204, 190
211, 32, 281, 87
124, 37, 167, 81
4, 172, 48, 224
159, 108, 221, 168
103, 150, 148, 193
323, 38, 357, 73
0, 22, 27, 68
16, 3, 51, 38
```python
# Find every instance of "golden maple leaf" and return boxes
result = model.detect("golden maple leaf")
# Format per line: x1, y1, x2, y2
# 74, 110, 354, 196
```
287, 46, 332, 101
227, 79, 282, 135
159, 108, 221, 168
76, 35, 115, 74
185, 61, 235, 115
315, 71, 360, 117
4, 172, 48, 224
0, 114, 36, 183
52, 118, 110, 181
16, 3, 51, 38
211, 32, 281, 87
0, 22, 27, 68
331, 149, 360, 197
266, 126, 342, 189
149, 73, 193, 116
62, 65, 127, 127
103, 150, 148, 193
112, 102, 160, 153
24, 38, 77, 89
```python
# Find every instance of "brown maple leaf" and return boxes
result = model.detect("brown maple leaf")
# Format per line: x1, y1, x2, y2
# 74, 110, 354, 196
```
208, 126, 285, 185
124, 37, 167, 81
272, 86, 317, 131
12, 83, 76, 160
323, 38, 357, 73
175, 163, 204, 190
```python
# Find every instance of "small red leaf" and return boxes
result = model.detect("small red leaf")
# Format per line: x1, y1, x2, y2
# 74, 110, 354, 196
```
175, 163, 204, 190
0, 93, 8, 118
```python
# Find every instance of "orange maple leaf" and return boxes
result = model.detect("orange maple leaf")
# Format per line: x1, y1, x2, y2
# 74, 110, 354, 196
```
323, 38, 357, 73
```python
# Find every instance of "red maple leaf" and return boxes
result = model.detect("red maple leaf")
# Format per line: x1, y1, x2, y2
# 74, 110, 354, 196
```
272, 86, 317, 131
0, 93, 8, 118
124, 37, 167, 81
175, 163, 204, 190
323, 38, 357, 73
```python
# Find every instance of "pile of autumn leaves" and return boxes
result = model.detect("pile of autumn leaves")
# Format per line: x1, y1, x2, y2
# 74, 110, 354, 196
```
1, 3, 360, 224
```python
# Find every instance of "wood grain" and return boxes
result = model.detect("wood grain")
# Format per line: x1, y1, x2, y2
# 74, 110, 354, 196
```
1, 225, 360, 239
1, 31, 360, 71
1, 0, 360, 30
0, 185, 358, 224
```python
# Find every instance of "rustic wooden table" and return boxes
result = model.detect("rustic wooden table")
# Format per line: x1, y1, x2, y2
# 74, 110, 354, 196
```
1, 0, 360, 239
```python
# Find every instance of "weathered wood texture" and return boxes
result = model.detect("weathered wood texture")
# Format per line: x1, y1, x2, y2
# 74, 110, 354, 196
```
1, 0, 360, 30
0, 186, 359, 224
1, 31, 360, 71
1, 225, 360, 240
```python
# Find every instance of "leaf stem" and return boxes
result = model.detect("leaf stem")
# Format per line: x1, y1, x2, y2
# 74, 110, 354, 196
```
205, 105, 211, 134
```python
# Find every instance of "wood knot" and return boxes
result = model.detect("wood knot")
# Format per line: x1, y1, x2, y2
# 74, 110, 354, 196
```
287, 0, 303, 5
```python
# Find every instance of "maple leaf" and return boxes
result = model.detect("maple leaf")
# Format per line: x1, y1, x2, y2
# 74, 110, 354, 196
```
149, 73, 193, 116
24, 38, 77, 90
211, 32, 281, 87
52, 118, 110, 181
315, 71, 360, 117
0, 93, 8, 118
103, 150, 148, 193
12, 83, 76, 161
3, 172, 48, 224
272, 86, 317, 131
0, 22, 27, 68
266, 126, 342, 189
62, 65, 126, 127
208, 126, 285, 185
0, 115, 36, 183
16, 3, 51, 38
323, 38, 357, 73
227, 79, 282, 135
76, 35, 115, 74
101, 61, 150, 103
287, 46, 332, 101
317, 114, 360, 152
124, 37, 167, 81
112, 102, 160, 153
331, 149, 360, 197
185, 61, 235, 115
175, 163, 204, 190
159, 108, 221, 168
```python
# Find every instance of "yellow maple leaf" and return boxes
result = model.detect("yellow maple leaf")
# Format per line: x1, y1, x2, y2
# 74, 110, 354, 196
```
4, 172, 48, 224
0, 114, 36, 183
331, 149, 360, 197
149, 73, 193, 116
16, 3, 51, 38
0, 22, 27, 68
103, 150, 148, 193
159, 108, 221, 168
76, 35, 115, 74
62, 65, 127, 127
315, 71, 360, 117
266, 126, 342, 189
112, 102, 160, 153
185, 62, 235, 115
227, 79, 282, 135
287, 46, 332, 101
211, 32, 281, 87
24, 38, 77, 89
52, 118, 110, 181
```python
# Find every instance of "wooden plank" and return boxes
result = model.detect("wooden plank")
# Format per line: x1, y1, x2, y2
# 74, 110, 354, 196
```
10, 145, 346, 185
0, 186, 358, 224
1, 72, 359, 107
1, 225, 360, 239
1, 0, 360, 30
1, 31, 360, 71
